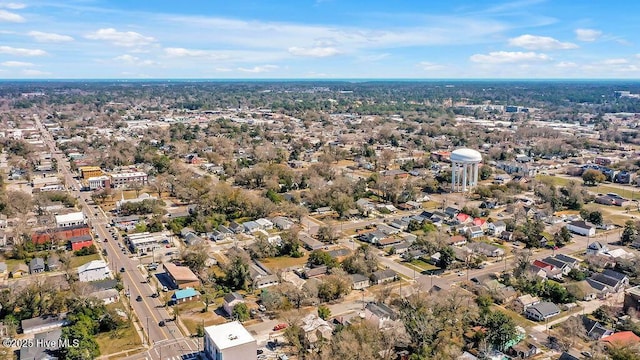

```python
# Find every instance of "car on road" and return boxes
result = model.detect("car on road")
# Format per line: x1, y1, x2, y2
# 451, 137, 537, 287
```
151, 293, 159, 298
120, 267, 125, 273
162, 286, 169, 292
257, 349, 264, 355
456, 271, 465, 276
136, 295, 142, 302
159, 320, 165, 327
273, 323, 288, 331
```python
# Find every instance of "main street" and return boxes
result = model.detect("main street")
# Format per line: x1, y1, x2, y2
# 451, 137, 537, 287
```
33, 114, 198, 360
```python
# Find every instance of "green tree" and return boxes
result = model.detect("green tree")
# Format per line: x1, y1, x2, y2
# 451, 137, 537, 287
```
621, 221, 637, 245
308, 250, 337, 268
318, 305, 331, 320
587, 210, 604, 226
479, 165, 493, 180
224, 253, 251, 290
553, 226, 572, 246
482, 311, 518, 351
437, 246, 455, 270
232, 302, 250, 322
582, 169, 606, 185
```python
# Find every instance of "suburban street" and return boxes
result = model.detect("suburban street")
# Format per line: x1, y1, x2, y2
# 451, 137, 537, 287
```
33, 114, 199, 360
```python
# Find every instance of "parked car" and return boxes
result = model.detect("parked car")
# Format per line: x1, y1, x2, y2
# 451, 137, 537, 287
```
120, 267, 125, 273
136, 295, 142, 302
162, 286, 169, 292
273, 323, 288, 331
159, 320, 165, 327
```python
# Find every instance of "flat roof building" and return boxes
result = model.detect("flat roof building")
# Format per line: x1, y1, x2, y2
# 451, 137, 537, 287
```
126, 232, 165, 254
110, 171, 148, 188
204, 321, 256, 360
163, 262, 201, 289
78, 166, 103, 179
55, 212, 86, 228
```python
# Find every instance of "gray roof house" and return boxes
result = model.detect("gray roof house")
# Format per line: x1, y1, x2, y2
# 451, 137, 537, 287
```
29, 257, 45, 274
351, 274, 371, 290
525, 302, 560, 321
371, 269, 397, 284
21, 313, 69, 335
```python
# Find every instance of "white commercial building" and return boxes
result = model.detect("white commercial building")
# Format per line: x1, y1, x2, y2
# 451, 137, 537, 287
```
451, 148, 482, 192
55, 212, 86, 228
77, 260, 111, 282
126, 232, 165, 254
88, 175, 110, 190
204, 321, 257, 360
110, 171, 148, 188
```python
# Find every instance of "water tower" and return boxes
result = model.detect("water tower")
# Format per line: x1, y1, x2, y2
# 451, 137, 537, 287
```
450, 148, 482, 192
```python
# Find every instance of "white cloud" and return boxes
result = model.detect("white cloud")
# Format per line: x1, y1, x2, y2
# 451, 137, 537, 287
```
86, 28, 155, 47
602, 58, 628, 65
22, 69, 50, 76
237, 65, 278, 73
214, 67, 232, 72
575, 28, 602, 42
0, 46, 46, 56
508, 34, 577, 50
288, 46, 340, 57
27, 31, 74, 42
0, 3, 26, 9
556, 61, 577, 68
470, 51, 551, 64
163, 47, 212, 58
418, 61, 444, 71
113, 54, 156, 66
0, 9, 24, 22
1, 61, 34, 67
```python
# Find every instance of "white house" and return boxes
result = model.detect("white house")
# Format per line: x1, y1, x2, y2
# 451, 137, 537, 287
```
55, 212, 86, 228
77, 260, 111, 282
566, 221, 596, 237
488, 221, 507, 236
204, 321, 256, 360
222, 292, 245, 316
525, 302, 560, 321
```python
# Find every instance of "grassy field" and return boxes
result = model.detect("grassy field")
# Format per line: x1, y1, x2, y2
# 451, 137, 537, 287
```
69, 253, 101, 268
176, 300, 226, 335
4, 258, 26, 272
95, 322, 142, 357
491, 305, 537, 328
538, 175, 639, 199
261, 254, 309, 271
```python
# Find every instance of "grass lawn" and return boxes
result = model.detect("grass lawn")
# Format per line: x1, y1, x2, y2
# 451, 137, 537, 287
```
69, 253, 101, 268
261, 254, 309, 271
4, 258, 26, 272
176, 301, 226, 335
538, 175, 640, 199
422, 200, 440, 209
95, 322, 142, 356
491, 305, 537, 328
410, 259, 438, 271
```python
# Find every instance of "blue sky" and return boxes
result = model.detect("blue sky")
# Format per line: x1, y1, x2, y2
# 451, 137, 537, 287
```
0, 0, 639, 79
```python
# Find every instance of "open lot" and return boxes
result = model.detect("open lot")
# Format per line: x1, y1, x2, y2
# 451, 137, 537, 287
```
69, 253, 101, 268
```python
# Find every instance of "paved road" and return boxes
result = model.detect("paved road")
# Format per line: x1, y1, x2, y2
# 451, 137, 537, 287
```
34, 115, 194, 359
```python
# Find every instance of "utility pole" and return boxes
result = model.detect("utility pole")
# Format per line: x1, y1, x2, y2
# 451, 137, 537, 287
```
146, 316, 150, 345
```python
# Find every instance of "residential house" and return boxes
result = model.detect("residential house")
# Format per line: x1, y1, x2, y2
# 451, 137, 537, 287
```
624, 286, 640, 313
567, 280, 602, 301
19, 328, 62, 360
77, 260, 110, 282
255, 218, 274, 230
500, 231, 513, 242
447, 235, 467, 247
254, 274, 279, 289
364, 302, 398, 330
204, 321, 256, 360
299, 233, 324, 250
602, 331, 640, 347
488, 221, 507, 236
272, 216, 294, 230
582, 316, 614, 340
12, 263, 29, 278
525, 302, 560, 321
29, 257, 45, 274
467, 226, 485, 239
21, 313, 69, 335
508, 341, 539, 359
587, 242, 609, 256
513, 294, 540, 313
300, 314, 333, 343
93, 289, 119, 305
456, 213, 472, 225
371, 269, 397, 284
566, 221, 596, 237
303, 266, 328, 279
444, 207, 460, 218
223, 292, 245, 316
540, 257, 572, 276
589, 269, 629, 293
351, 274, 371, 290
469, 242, 504, 257
46, 255, 61, 271
172, 288, 201, 304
